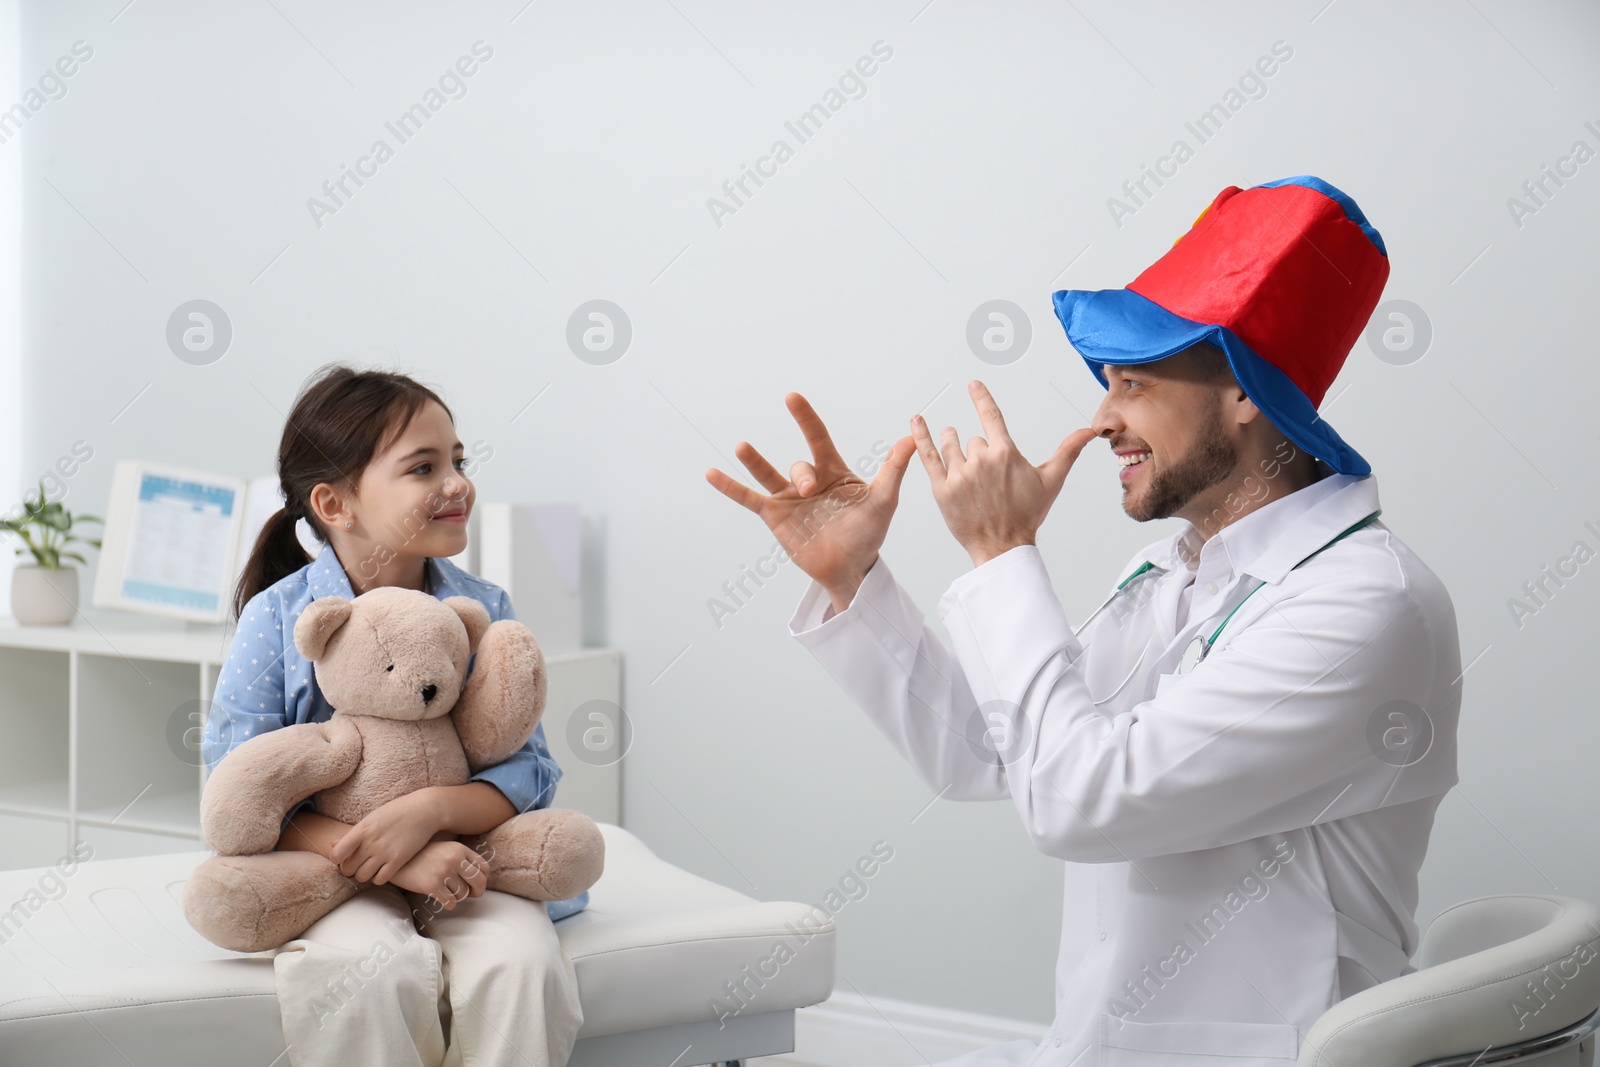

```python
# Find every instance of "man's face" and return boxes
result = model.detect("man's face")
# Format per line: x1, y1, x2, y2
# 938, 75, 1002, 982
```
1090, 350, 1240, 523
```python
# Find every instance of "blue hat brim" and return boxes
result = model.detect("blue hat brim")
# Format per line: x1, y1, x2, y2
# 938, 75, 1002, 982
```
1052, 287, 1371, 477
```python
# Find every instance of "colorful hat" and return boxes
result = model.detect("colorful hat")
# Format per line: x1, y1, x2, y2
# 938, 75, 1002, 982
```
1052, 175, 1389, 476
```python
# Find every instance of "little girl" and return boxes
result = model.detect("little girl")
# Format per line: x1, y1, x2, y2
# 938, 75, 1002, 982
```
201, 363, 586, 1067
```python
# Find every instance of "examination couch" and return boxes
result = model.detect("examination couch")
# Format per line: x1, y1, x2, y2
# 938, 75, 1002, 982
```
0, 822, 835, 1066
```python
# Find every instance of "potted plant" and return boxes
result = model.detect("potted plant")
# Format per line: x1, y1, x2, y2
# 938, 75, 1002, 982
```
1, 478, 104, 625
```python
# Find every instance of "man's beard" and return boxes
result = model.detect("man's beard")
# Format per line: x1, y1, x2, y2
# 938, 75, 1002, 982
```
1123, 393, 1239, 523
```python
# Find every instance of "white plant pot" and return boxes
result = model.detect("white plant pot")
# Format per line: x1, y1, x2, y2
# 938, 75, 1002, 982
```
10, 563, 80, 626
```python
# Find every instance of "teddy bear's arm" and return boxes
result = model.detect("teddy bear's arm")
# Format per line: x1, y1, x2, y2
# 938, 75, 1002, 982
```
200, 716, 363, 856
453, 619, 548, 773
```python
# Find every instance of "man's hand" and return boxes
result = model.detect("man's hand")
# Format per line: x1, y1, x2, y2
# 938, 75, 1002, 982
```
329, 790, 443, 886
389, 840, 490, 912
912, 381, 1096, 567
706, 392, 917, 613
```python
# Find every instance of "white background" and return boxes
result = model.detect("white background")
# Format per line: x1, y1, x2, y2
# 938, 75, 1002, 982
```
7, 0, 1600, 1025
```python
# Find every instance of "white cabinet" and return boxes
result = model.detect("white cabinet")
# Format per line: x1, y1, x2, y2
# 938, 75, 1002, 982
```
0, 611, 622, 870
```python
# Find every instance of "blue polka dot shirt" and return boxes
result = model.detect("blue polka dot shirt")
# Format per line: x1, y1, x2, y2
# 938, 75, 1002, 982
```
201, 540, 589, 922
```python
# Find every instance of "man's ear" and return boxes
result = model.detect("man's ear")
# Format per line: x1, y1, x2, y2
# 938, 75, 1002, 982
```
1226, 386, 1262, 427
444, 596, 491, 655
295, 596, 353, 661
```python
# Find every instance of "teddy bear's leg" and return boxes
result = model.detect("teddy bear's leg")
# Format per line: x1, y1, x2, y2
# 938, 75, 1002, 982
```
462, 809, 605, 902
182, 851, 365, 953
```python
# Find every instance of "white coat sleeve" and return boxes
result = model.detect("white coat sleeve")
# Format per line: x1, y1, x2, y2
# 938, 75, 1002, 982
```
937, 544, 1445, 863
788, 555, 1009, 802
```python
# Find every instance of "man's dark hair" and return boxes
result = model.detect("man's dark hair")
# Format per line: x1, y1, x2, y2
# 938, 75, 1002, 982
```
1186, 340, 1236, 386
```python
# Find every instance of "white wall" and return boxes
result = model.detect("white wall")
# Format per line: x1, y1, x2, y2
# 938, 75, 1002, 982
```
15, 0, 1600, 1025
1, 0, 19, 588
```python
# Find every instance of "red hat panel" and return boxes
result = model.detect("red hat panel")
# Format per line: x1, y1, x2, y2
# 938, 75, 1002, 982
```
1127, 182, 1390, 406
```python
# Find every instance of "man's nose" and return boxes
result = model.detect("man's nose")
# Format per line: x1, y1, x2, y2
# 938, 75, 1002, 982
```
1089, 391, 1121, 439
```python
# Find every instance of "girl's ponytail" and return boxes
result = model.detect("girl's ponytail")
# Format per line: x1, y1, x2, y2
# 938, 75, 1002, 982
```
229, 362, 453, 622
232, 505, 312, 622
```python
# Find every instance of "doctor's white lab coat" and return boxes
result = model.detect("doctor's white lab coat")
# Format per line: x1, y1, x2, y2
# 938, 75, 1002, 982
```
787, 471, 1461, 1066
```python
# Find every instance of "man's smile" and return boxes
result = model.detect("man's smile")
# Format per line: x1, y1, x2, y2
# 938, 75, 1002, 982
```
1117, 450, 1152, 481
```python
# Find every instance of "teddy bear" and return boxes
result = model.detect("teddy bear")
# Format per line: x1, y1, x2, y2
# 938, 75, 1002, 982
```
182, 585, 606, 953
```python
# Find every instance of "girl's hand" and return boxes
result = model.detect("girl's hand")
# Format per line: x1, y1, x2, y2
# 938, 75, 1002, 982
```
390, 840, 491, 911
329, 790, 442, 885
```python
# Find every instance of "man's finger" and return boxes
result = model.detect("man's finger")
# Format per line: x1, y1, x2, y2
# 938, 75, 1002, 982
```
705, 468, 766, 514
870, 435, 917, 504
790, 460, 819, 496
786, 393, 848, 474
1037, 427, 1099, 498
938, 425, 966, 471
967, 381, 1014, 447
910, 414, 945, 482
735, 440, 791, 495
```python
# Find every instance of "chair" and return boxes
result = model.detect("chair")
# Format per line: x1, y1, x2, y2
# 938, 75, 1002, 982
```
1300, 894, 1600, 1066
0, 822, 835, 1066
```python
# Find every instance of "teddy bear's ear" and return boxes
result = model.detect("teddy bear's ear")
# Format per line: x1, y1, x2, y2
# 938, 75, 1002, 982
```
294, 596, 354, 661
443, 596, 491, 654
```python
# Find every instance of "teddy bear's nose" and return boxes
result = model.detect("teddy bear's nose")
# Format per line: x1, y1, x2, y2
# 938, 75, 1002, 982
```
421, 684, 438, 705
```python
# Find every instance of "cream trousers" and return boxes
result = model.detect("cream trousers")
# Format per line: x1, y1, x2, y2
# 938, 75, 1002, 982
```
272, 884, 584, 1067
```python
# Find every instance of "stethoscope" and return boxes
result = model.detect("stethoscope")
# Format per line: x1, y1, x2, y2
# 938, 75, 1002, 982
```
1073, 510, 1382, 698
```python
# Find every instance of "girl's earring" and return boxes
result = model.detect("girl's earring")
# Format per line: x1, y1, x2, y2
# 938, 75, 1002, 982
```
345, 520, 352, 529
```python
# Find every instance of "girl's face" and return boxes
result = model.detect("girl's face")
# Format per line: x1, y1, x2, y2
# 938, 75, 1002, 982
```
352, 399, 475, 562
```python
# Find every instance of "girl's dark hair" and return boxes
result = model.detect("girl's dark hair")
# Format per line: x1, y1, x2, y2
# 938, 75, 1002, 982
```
231, 363, 453, 622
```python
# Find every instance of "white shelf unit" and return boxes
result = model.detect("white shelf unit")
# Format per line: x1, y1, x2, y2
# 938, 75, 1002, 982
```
0, 610, 623, 871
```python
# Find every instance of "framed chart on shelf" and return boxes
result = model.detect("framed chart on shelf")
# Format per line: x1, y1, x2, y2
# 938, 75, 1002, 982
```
91, 460, 280, 623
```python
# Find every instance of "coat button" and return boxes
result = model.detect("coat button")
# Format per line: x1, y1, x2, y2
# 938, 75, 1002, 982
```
1054, 1038, 1063, 1047
1204, 580, 1218, 594
1099, 932, 1106, 940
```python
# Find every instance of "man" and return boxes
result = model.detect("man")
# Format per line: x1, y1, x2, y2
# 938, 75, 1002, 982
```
707, 175, 1460, 1066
